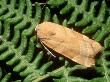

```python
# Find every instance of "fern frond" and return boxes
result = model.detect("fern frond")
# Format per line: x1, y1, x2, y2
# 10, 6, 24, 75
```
0, 0, 54, 81
95, 51, 110, 82
0, 66, 21, 82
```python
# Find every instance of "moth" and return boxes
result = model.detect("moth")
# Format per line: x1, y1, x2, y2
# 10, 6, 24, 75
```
35, 22, 102, 67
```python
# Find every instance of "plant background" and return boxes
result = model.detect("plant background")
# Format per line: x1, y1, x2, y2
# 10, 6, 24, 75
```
0, 0, 110, 82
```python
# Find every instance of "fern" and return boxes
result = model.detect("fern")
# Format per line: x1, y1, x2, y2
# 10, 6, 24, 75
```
32, 65, 88, 82
0, 66, 21, 82
0, 0, 54, 81
0, 68, 11, 82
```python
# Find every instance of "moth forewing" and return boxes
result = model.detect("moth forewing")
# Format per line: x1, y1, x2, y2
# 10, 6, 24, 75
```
36, 22, 102, 67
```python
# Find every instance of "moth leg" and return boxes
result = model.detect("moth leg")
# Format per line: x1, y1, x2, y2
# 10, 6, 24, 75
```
45, 46, 56, 58
47, 51, 52, 56
41, 41, 56, 58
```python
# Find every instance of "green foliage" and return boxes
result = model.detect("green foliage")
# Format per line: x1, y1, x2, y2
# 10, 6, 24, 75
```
0, 66, 21, 82
0, 67, 11, 82
0, 0, 110, 82
33, 65, 87, 82
0, 0, 54, 81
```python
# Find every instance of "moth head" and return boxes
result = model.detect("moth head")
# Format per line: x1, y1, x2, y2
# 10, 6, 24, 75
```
35, 22, 56, 40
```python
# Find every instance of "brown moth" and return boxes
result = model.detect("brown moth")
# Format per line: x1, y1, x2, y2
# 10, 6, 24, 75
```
35, 22, 102, 67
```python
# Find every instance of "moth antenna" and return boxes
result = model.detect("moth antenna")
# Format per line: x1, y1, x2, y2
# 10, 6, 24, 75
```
40, 41, 56, 58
